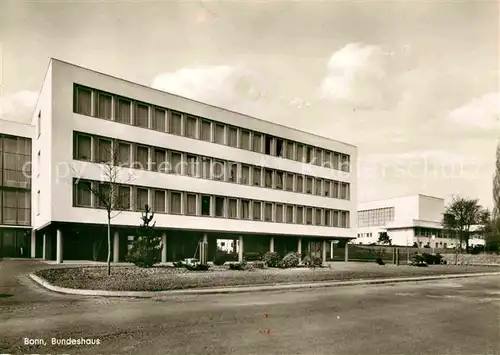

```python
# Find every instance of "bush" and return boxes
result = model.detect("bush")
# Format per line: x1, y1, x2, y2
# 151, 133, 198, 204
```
252, 261, 265, 269
281, 252, 301, 268
229, 261, 247, 270
375, 258, 385, 265
213, 249, 231, 266
126, 236, 162, 268
172, 261, 184, 268
263, 251, 281, 267
302, 255, 323, 268
421, 253, 443, 265
185, 264, 210, 271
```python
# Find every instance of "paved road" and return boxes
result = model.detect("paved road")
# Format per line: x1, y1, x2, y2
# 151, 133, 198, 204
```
1, 260, 499, 355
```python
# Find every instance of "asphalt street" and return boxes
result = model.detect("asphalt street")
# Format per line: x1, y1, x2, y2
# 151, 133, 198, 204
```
1, 260, 499, 355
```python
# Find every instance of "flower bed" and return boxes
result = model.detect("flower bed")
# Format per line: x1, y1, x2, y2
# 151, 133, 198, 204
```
34, 264, 498, 292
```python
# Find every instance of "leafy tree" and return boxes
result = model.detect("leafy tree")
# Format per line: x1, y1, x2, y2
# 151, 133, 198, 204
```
443, 196, 488, 253
126, 204, 163, 268
378, 232, 392, 246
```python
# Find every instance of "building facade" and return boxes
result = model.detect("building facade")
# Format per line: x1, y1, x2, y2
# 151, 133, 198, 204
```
28, 59, 357, 263
0, 119, 34, 258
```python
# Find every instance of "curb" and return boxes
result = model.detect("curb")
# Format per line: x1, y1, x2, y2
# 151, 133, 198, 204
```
29, 271, 500, 298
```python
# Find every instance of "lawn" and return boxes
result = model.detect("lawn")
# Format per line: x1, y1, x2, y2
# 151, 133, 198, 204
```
33, 263, 499, 292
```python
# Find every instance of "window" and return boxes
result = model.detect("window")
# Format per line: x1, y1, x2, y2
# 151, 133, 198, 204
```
228, 163, 238, 182
117, 142, 131, 166
286, 205, 294, 223
201, 157, 211, 179
276, 171, 284, 189
154, 190, 166, 212
253, 201, 262, 220
186, 194, 197, 215
75, 86, 92, 116
333, 153, 340, 170
228, 126, 238, 147
96, 92, 112, 119
170, 192, 182, 214
341, 154, 350, 172
241, 200, 250, 219
212, 159, 224, 181
118, 186, 131, 210
153, 148, 166, 172
275, 204, 284, 223
75, 134, 91, 161
296, 206, 304, 224
133, 103, 149, 128
97, 183, 110, 208
215, 124, 225, 144
333, 210, 339, 227
136, 188, 149, 211
276, 139, 284, 157
186, 116, 197, 138
241, 164, 250, 185
135, 145, 149, 170
201, 195, 211, 216
97, 138, 112, 163
252, 133, 262, 153
170, 112, 183, 135
152, 107, 166, 132
306, 177, 313, 194
296, 175, 304, 193
341, 211, 349, 227
296, 144, 304, 162
307, 146, 314, 163
264, 203, 273, 221
333, 181, 339, 198
200, 120, 211, 142
264, 169, 273, 188
75, 180, 92, 207
215, 197, 225, 217
325, 210, 332, 226
315, 208, 322, 225
324, 151, 332, 168
306, 207, 313, 225
116, 98, 132, 124
253, 167, 262, 186
228, 199, 237, 218
315, 148, 323, 166
186, 155, 198, 177
240, 130, 250, 150
264, 135, 273, 155
315, 178, 322, 195
286, 141, 294, 160
170, 152, 182, 174
340, 183, 348, 199
324, 180, 331, 197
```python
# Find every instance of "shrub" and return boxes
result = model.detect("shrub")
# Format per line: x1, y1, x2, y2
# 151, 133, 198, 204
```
263, 251, 281, 267
252, 261, 265, 269
302, 255, 323, 268
126, 236, 162, 268
421, 253, 443, 265
229, 261, 247, 270
375, 258, 385, 265
281, 252, 300, 268
185, 264, 210, 271
172, 261, 184, 268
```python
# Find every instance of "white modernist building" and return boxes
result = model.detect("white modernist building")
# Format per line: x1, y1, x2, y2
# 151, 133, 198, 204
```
354, 194, 485, 249
27, 59, 357, 263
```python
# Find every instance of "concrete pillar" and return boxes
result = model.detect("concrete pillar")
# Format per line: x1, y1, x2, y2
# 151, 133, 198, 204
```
344, 241, 349, 262
42, 234, 47, 260
322, 240, 327, 263
238, 236, 244, 262
113, 231, 119, 263
269, 236, 275, 252
161, 231, 167, 263
31, 230, 36, 258
297, 238, 302, 261
56, 229, 63, 264
330, 241, 334, 260
200, 233, 208, 264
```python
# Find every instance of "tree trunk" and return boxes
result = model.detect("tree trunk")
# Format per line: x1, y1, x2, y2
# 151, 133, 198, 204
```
107, 213, 111, 276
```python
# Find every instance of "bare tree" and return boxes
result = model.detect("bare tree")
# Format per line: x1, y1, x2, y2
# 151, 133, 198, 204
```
72, 139, 135, 276
493, 143, 500, 228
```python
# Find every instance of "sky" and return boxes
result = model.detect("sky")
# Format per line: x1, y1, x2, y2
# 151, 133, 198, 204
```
0, 0, 498, 209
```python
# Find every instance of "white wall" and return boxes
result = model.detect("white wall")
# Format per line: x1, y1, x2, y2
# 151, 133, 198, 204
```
417, 195, 445, 222
0, 119, 34, 138
44, 59, 357, 237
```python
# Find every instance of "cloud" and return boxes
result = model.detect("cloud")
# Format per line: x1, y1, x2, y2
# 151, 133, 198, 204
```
0, 90, 38, 123
319, 43, 395, 109
448, 92, 500, 129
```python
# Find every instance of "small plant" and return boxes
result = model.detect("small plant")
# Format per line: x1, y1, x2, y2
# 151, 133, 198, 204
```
126, 205, 162, 268
252, 261, 265, 269
302, 255, 323, 268
375, 258, 385, 265
263, 251, 281, 267
185, 264, 210, 271
173, 261, 184, 268
410, 253, 428, 267
229, 260, 247, 270
281, 252, 301, 268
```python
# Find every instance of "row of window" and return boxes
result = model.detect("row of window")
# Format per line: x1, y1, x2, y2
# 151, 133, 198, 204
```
73, 84, 351, 172
0, 189, 31, 226
74, 132, 351, 200
357, 207, 395, 227
0, 136, 32, 190
73, 179, 351, 227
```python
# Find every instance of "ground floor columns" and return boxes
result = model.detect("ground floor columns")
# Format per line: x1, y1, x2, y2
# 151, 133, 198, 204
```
161, 232, 167, 263
322, 240, 327, 263
113, 231, 119, 263
31, 231, 36, 258
330, 241, 334, 260
42, 234, 47, 260
297, 238, 302, 261
56, 229, 63, 264
200, 234, 208, 264
269, 237, 275, 252
238, 236, 244, 262
345, 241, 349, 262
